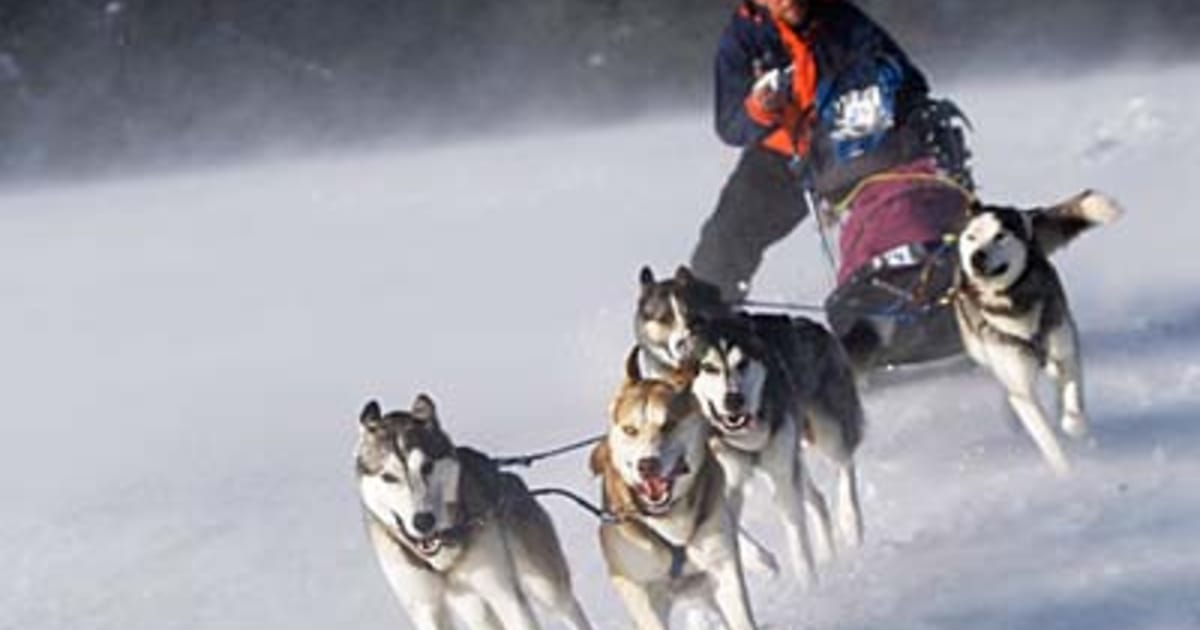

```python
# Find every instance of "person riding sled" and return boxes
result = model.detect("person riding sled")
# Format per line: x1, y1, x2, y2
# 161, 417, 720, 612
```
690, 0, 974, 372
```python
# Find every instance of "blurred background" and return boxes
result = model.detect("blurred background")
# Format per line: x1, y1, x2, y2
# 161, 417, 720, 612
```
2, 0, 1198, 184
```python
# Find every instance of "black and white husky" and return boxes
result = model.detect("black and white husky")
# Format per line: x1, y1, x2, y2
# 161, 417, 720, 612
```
355, 395, 592, 630
633, 267, 866, 572
954, 190, 1122, 476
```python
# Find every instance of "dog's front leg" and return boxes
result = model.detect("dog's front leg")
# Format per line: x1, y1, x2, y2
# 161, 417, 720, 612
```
716, 445, 780, 576
729, 479, 781, 577
610, 576, 670, 630
759, 423, 817, 584
367, 525, 453, 630
446, 589, 503, 630
693, 510, 758, 630
1045, 322, 1088, 439
459, 530, 541, 630
407, 602, 455, 630
990, 346, 1072, 476
707, 554, 758, 629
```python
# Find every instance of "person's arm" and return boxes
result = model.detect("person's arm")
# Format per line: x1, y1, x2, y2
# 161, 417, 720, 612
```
713, 26, 777, 147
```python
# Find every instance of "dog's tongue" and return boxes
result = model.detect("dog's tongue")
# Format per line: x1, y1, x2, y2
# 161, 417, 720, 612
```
643, 476, 671, 503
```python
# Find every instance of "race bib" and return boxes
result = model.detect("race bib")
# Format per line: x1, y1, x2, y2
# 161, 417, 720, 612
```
830, 85, 894, 144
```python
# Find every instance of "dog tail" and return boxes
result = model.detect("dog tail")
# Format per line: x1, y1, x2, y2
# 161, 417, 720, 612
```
1032, 190, 1123, 256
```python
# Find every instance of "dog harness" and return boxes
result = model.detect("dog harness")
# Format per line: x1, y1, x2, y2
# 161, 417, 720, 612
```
953, 275, 1052, 366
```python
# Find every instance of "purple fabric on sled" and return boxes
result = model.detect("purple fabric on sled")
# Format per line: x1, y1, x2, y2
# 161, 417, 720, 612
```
836, 158, 969, 285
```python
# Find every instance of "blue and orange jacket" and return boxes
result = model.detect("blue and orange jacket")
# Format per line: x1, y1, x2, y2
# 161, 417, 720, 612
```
715, 0, 929, 162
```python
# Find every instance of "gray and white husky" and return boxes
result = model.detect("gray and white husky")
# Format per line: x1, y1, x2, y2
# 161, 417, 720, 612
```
633, 267, 866, 569
355, 394, 592, 630
954, 190, 1122, 476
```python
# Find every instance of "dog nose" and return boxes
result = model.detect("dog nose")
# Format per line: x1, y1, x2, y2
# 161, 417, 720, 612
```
413, 512, 436, 535
724, 392, 745, 412
970, 250, 988, 272
637, 457, 662, 479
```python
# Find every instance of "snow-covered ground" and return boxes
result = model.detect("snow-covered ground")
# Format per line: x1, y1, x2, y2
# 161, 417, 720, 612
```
2, 62, 1198, 629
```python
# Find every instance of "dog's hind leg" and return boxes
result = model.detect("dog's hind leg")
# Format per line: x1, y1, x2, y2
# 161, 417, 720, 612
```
834, 461, 863, 549
798, 458, 835, 563
992, 347, 1072, 476
1045, 322, 1089, 439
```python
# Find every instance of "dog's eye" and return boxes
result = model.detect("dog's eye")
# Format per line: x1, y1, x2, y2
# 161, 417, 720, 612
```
622, 425, 639, 438
419, 461, 434, 477
380, 472, 400, 484
735, 359, 750, 373
641, 301, 669, 322
700, 363, 720, 375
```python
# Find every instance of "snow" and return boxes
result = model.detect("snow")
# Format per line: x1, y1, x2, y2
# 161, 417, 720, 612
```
2, 63, 1198, 629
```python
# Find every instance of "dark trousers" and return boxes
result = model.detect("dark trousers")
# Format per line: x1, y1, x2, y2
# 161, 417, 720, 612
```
689, 147, 809, 301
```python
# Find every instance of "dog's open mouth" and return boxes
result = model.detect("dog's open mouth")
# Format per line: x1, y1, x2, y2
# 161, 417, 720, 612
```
635, 459, 691, 515
985, 262, 1010, 278
413, 537, 443, 556
394, 514, 443, 556
707, 401, 756, 433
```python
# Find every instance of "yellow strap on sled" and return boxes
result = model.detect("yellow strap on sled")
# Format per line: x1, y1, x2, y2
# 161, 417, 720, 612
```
830, 171, 978, 219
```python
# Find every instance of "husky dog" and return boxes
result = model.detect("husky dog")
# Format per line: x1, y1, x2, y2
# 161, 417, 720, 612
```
590, 356, 758, 630
954, 190, 1122, 476
634, 266, 729, 379
633, 267, 866, 554
356, 395, 592, 630
685, 315, 849, 581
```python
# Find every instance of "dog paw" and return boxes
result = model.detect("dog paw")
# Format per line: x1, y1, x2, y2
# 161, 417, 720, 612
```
1062, 413, 1089, 439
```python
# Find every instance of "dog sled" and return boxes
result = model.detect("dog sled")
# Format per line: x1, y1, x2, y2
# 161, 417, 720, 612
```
819, 157, 973, 371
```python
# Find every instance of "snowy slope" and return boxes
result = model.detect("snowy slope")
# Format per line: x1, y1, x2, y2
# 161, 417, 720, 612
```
2, 63, 1198, 629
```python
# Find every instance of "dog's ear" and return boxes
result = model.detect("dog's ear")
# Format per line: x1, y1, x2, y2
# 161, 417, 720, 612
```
360, 400, 384, 429
639, 266, 656, 288
952, 201, 985, 232
588, 439, 611, 476
623, 346, 644, 384
411, 393, 438, 424
674, 265, 695, 285
1031, 190, 1123, 256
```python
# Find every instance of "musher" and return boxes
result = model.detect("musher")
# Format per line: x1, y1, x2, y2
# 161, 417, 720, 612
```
690, 0, 973, 371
